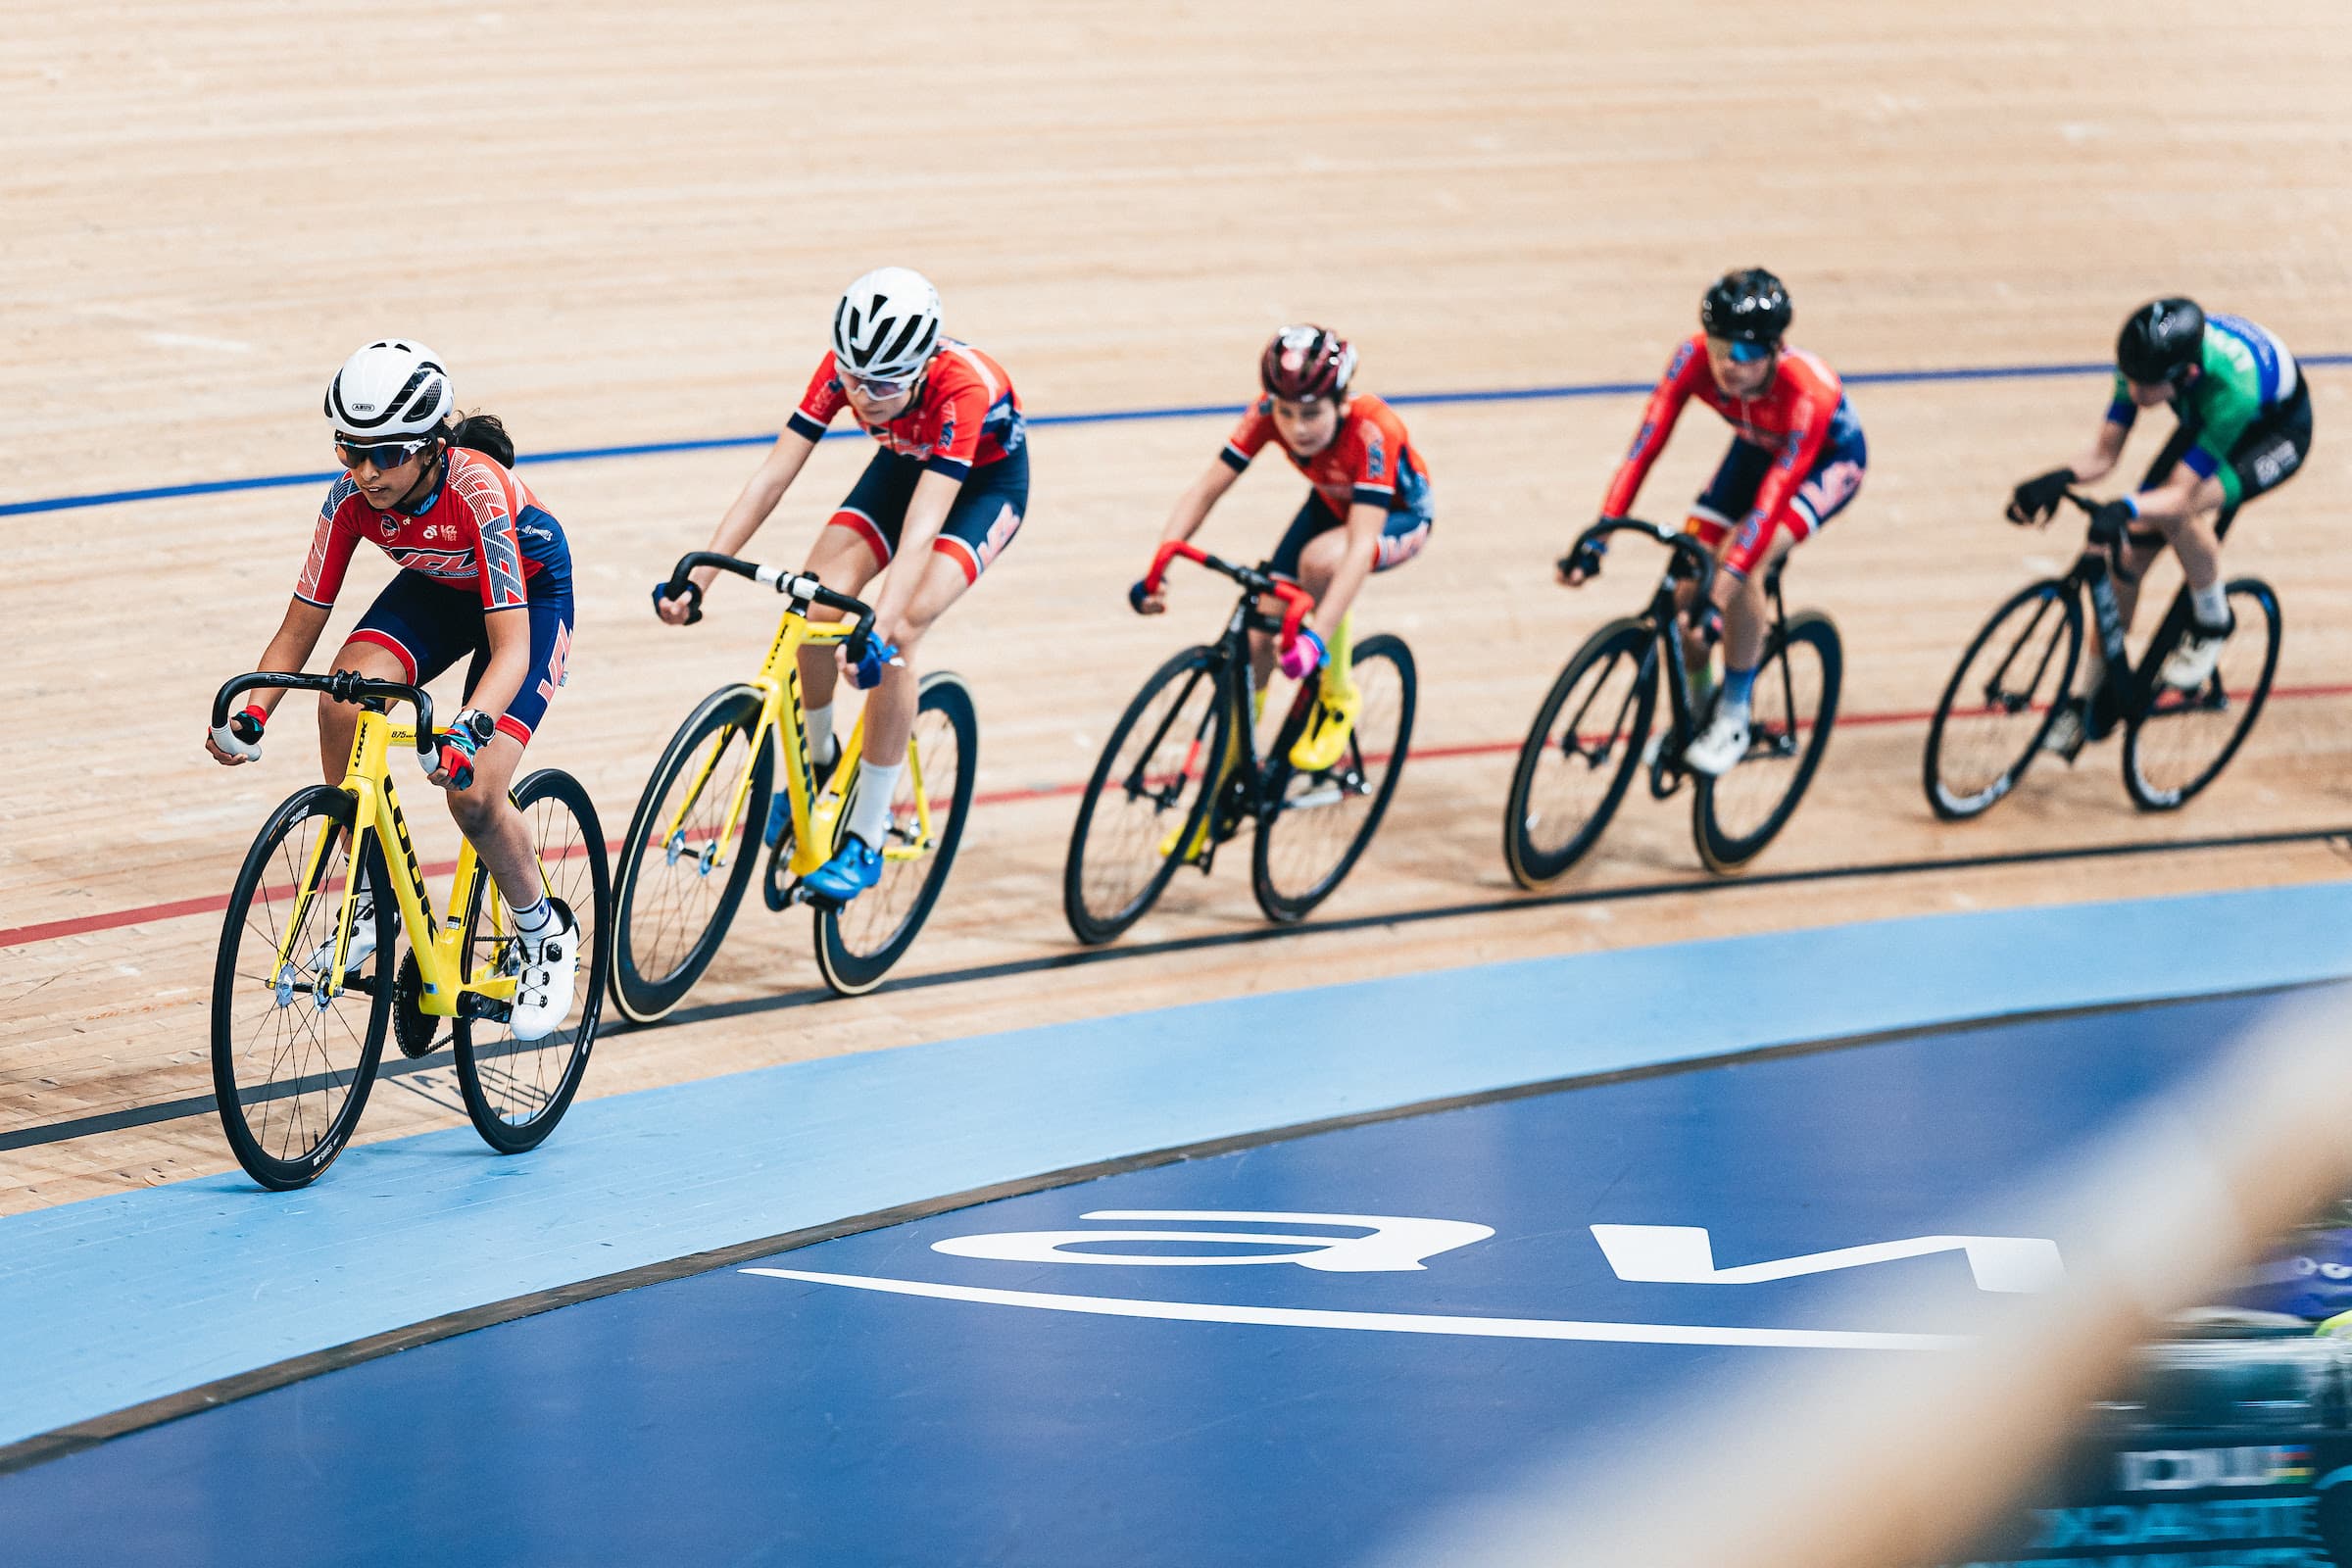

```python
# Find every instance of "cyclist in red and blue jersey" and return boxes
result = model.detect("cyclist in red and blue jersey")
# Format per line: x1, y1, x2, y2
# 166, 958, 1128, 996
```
2008, 298, 2313, 754
655, 268, 1028, 903
204, 340, 580, 1039
1566, 269, 1867, 776
1135, 325, 1433, 772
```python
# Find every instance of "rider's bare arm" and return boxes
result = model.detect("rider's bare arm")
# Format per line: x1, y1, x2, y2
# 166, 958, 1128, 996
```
682, 429, 820, 599
205, 598, 334, 762
1138, 459, 1243, 612
870, 469, 965, 639
2065, 415, 2131, 485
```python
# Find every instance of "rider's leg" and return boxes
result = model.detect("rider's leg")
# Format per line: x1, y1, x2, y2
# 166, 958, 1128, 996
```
315, 638, 412, 782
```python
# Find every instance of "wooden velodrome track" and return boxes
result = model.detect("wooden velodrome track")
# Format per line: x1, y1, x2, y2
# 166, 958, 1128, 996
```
3, 1, 2348, 1215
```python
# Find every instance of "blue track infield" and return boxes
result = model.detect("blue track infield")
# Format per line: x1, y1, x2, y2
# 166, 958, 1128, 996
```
0, 987, 2304, 1566
0, 881, 2345, 1459
7, 353, 2348, 518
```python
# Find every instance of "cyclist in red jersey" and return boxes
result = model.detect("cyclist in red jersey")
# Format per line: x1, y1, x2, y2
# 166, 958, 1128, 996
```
1135, 325, 1433, 771
1566, 270, 1867, 775
203, 340, 581, 1039
655, 268, 1029, 904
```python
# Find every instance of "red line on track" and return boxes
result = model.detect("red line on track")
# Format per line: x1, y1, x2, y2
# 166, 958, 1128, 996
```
9, 681, 2349, 954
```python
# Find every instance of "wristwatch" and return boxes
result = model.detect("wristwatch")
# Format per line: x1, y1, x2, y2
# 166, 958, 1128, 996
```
454, 708, 498, 747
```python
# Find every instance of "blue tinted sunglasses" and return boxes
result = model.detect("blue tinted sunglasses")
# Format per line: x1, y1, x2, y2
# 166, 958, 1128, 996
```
335, 434, 434, 471
1723, 338, 1775, 365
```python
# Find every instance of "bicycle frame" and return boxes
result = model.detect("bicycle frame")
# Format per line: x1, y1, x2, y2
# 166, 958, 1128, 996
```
213, 671, 531, 1021
655, 553, 929, 883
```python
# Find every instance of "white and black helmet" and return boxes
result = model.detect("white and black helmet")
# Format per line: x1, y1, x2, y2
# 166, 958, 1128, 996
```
830, 268, 942, 381
324, 339, 453, 437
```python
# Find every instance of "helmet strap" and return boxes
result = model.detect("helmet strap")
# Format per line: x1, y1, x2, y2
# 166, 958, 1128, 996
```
391, 439, 446, 514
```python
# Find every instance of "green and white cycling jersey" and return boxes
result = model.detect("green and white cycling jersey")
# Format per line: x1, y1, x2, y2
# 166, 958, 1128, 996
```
2107, 313, 2302, 506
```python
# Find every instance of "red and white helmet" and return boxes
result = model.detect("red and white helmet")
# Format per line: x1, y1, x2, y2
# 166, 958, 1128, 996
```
323, 339, 452, 437
832, 268, 943, 381
1259, 325, 1356, 402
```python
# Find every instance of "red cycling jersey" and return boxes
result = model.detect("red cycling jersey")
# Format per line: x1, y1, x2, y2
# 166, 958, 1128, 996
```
295, 449, 567, 611
1601, 334, 1844, 541
1219, 393, 1433, 517
786, 340, 1026, 482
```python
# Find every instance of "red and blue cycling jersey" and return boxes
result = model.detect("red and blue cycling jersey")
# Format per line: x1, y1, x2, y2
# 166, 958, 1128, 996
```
1219, 393, 1433, 518
1601, 335, 1860, 564
787, 340, 1026, 483
295, 449, 571, 610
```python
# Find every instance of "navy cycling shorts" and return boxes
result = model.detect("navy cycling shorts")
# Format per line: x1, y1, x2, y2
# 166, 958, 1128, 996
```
346, 569, 574, 746
826, 447, 1029, 584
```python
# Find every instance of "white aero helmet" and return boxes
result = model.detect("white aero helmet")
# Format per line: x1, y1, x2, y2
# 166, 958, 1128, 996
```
831, 268, 942, 381
324, 339, 453, 437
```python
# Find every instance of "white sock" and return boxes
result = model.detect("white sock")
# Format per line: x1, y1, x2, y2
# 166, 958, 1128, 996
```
512, 897, 554, 936
847, 760, 904, 848
2190, 581, 2229, 629
806, 702, 838, 765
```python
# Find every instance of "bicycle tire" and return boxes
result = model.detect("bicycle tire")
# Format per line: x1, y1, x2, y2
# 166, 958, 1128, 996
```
1923, 578, 2082, 822
1250, 633, 1416, 923
609, 683, 773, 1023
210, 783, 393, 1190
2123, 578, 2282, 811
1502, 617, 1658, 888
1692, 611, 1842, 872
1062, 644, 1234, 945
453, 769, 612, 1153
813, 671, 980, 995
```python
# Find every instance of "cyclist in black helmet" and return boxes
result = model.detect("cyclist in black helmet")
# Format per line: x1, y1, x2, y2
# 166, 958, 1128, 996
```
2008, 298, 2313, 755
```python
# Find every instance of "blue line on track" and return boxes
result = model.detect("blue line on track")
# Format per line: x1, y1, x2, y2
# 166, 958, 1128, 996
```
11, 354, 2347, 520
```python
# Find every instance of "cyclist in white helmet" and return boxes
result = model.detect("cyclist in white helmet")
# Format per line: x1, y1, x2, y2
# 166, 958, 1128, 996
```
205, 340, 582, 1040
655, 268, 1030, 904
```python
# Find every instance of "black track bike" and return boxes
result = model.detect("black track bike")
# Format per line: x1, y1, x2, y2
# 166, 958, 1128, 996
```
1503, 517, 1842, 882
1924, 491, 2281, 818
1063, 541, 1416, 942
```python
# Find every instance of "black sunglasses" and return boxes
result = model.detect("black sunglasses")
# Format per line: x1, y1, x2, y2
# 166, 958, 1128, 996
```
334, 435, 435, 471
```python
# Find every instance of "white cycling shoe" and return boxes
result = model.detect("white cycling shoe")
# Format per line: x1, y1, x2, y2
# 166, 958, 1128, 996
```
309, 890, 394, 978
1683, 709, 1750, 777
2159, 619, 2231, 690
2040, 699, 2088, 760
505, 900, 580, 1043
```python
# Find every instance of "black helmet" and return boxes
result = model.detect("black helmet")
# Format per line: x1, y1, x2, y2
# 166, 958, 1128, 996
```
1700, 268, 1792, 347
2117, 297, 2205, 386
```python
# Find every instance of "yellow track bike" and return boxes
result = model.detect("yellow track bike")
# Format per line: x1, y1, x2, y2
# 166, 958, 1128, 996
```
208, 671, 612, 1190
609, 551, 978, 1016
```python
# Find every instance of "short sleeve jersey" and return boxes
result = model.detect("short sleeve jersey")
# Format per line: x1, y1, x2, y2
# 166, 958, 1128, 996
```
786, 340, 1026, 483
295, 448, 570, 610
1600, 335, 1849, 537
1218, 393, 1431, 517
2105, 314, 2301, 506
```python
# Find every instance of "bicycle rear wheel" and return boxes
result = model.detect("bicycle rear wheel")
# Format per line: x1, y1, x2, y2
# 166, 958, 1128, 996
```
1693, 611, 1841, 872
814, 671, 979, 996
1251, 633, 1416, 922
1923, 579, 2082, 821
1503, 618, 1658, 888
454, 769, 612, 1153
210, 784, 393, 1190
1062, 645, 1233, 945
2123, 579, 2281, 811
609, 684, 772, 1023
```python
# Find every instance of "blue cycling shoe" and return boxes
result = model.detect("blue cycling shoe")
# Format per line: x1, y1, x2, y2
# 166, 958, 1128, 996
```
800, 833, 883, 905
764, 751, 838, 848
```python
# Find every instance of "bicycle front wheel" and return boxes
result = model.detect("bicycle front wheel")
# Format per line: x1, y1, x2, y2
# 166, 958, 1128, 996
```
1062, 644, 1234, 946
1251, 633, 1416, 923
1923, 579, 2082, 822
814, 671, 980, 996
2123, 579, 2281, 811
211, 784, 393, 1190
1503, 618, 1658, 888
1693, 611, 1841, 873
454, 768, 612, 1153
610, 684, 773, 1023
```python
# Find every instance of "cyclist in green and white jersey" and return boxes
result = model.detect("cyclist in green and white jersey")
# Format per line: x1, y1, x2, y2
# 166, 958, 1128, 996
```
2007, 298, 2313, 753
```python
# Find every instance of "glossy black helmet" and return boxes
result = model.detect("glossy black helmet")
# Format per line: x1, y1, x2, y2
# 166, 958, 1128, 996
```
1699, 268, 1792, 347
2116, 297, 2206, 387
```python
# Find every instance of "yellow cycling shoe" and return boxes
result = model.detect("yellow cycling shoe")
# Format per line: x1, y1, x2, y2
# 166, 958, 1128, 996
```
1289, 681, 1361, 773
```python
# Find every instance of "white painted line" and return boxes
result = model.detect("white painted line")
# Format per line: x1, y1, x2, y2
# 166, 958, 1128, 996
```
741, 1268, 1969, 1351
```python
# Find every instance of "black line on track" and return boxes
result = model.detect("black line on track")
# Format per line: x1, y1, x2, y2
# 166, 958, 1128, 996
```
4, 978, 2339, 1479
7, 820, 2344, 1154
